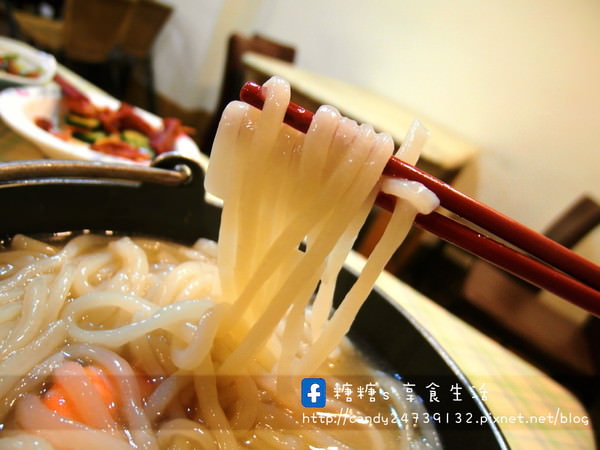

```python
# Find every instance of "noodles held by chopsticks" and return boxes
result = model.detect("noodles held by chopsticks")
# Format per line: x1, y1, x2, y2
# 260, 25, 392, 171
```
0, 77, 439, 449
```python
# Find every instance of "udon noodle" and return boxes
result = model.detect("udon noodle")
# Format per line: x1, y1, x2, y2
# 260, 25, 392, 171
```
0, 77, 440, 449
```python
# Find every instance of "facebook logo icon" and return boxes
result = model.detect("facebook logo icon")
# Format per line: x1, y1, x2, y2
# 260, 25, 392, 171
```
301, 377, 326, 408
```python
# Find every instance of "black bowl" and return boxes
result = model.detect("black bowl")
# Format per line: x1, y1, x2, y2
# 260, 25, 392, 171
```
0, 154, 508, 449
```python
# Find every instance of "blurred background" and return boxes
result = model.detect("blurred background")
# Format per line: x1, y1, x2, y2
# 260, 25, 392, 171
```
2, 0, 599, 433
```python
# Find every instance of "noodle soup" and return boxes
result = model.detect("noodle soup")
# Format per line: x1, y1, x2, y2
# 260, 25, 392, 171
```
0, 234, 438, 449
0, 76, 445, 448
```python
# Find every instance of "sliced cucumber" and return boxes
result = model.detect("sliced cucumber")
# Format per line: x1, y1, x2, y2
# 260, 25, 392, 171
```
66, 113, 100, 130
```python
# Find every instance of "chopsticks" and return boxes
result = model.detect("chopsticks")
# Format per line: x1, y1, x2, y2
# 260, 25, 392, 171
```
239, 81, 600, 316
54, 74, 89, 101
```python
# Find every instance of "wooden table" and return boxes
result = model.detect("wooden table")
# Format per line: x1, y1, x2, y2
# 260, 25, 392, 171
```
345, 252, 595, 450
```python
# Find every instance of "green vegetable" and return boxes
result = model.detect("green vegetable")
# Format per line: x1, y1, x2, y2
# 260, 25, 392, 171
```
73, 130, 107, 144
66, 113, 100, 130
121, 129, 150, 149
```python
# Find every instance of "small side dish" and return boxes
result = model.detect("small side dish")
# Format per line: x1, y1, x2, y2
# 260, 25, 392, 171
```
0, 79, 202, 165
0, 37, 56, 86
34, 76, 195, 162
0, 53, 42, 79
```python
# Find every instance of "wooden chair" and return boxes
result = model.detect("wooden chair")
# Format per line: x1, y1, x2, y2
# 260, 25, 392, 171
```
60, 0, 136, 63
13, 9, 64, 52
13, 0, 138, 96
462, 195, 600, 376
117, 0, 173, 113
15, 0, 137, 62
202, 33, 296, 152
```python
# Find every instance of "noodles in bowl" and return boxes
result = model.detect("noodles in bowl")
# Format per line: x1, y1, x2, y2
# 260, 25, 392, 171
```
0, 77, 442, 449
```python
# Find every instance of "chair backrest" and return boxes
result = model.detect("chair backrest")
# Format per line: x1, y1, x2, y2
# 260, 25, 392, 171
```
226, 33, 296, 74
468, 194, 600, 293
118, 0, 173, 59
202, 33, 296, 151
221, 33, 295, 110
13, 10, 64, 52
61, 0, 136, 63
544, 196, 600, 249
461, 194, 600, 374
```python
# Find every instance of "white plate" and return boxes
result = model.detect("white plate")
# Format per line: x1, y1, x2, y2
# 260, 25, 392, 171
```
0, 84, 202, 165
0, 36, 56, 86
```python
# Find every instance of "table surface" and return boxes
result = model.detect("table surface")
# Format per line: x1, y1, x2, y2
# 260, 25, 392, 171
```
0, 64, 595, 450
345, 253, 594, 449
243, 52, 479, 172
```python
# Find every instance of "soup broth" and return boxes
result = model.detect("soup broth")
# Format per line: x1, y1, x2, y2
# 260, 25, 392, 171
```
0, 234, 438, 449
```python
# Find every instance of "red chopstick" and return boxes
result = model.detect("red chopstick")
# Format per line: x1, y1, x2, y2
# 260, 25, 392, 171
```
239, 81, 600, 316
53, 74, 89, 101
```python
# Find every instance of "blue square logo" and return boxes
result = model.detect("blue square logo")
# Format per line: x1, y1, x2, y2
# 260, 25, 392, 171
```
301, 377, 326, 408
